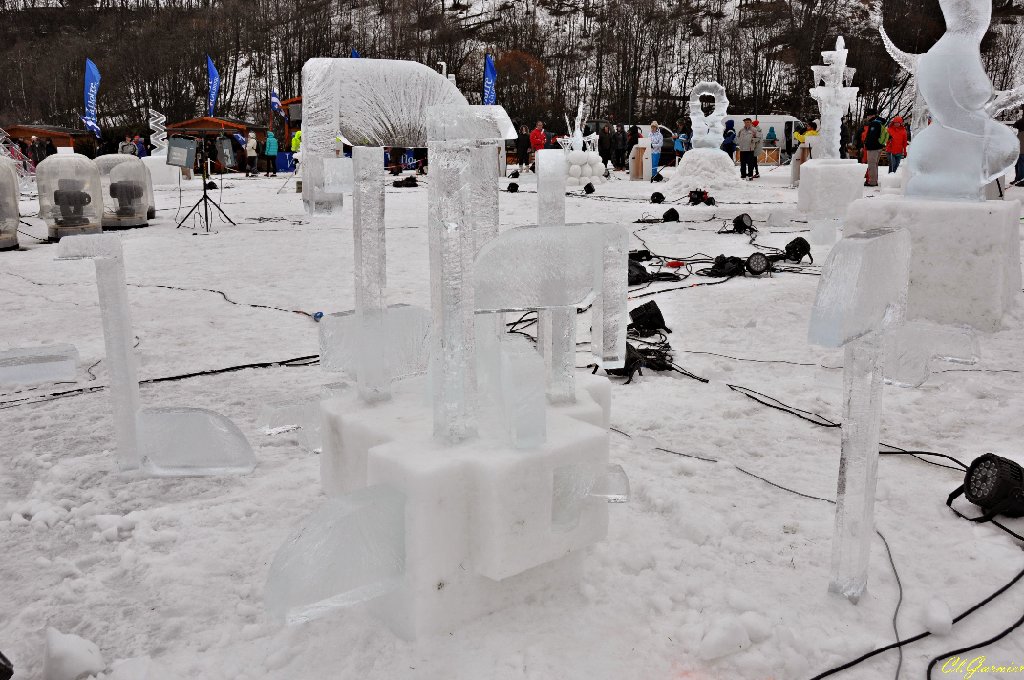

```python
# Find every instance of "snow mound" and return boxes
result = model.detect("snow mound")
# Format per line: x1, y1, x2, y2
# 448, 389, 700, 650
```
666, 148, 741, 190
923, 597, 953, 636
43, 628, 104, 680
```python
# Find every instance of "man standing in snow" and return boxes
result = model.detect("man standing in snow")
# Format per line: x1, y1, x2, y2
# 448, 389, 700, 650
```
245, 132, 258, 177
649, 122, 663, 175
736, 118, 762, 180
529, 121, 546, 163
863, 108, 885, 186
886, 116, 909, 173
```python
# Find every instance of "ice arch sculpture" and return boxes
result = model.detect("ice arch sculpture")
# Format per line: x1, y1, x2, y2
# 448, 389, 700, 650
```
688, 81, 730, 149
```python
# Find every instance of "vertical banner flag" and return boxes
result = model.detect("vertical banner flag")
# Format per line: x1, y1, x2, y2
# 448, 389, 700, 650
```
82, 59, 101, 138
351, 49, 361, 58
271, 90, 288, 120
207, 55, 220, 117
483, 53, 497, 105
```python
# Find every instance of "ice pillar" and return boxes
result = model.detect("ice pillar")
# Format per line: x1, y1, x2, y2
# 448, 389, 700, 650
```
536, 149, 575, 404
352, 146, 389, 402
428, 142, 477, 442
809, 37, 859, 160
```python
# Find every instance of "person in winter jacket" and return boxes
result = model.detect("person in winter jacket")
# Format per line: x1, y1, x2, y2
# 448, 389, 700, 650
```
1014, 120, 1024, 185
264, 131, 279, 177
863, 108, 885, 186
886, 116, 909, 173
118, 135, 138, 155
626, 125, 640, 159
721, 119, 737, 159
736, 118, 762, 180
648, 122, 663, 174
598, 124, 612, 168
612, 124, 627, 169
529, 122, 546, 154
134, 136, 147, 158
291, 129, 302, 153
515, 125, 531, 168
245, 132, 258, 176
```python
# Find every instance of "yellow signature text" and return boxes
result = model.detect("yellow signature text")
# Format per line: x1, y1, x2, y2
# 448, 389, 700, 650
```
943, 656, 1024, 679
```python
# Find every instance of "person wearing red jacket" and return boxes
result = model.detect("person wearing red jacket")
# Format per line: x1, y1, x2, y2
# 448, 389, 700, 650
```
886, 115, 910, 173
529, 121, 547, 160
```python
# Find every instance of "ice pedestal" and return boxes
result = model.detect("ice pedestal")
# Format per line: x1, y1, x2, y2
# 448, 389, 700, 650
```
798, 159, 865, 245
666, 148, 738, 189
141, 153, 179, 186
843, 197, 1021, 331
809, 227, 911, 603
0, 345, 78, 386
316, 372, 611, 639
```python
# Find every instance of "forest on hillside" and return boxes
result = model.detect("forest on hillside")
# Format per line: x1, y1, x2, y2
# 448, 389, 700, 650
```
1, 0, 1023, 135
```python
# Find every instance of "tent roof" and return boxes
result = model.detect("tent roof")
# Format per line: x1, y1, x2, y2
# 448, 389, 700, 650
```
5, 124, 91, 137
166, 117, 267, 133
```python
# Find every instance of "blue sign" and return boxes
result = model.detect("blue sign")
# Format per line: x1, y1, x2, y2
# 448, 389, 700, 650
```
82, 59, 101, 138
483, 53, 497, 105
351, 49, 361, 58
207, 55, 220, 117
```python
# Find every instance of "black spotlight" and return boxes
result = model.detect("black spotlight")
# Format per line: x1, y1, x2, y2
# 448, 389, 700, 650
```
731, 213, 754, 234
662, 208, 679, 222
783, 237, 812, 263
0, 649, 11, 680
583, 182, 595, 194
629, 300, 671, 336
651, 192, 665, 204
509, 170, 520, 179
507, 182, 519, 193
746, 251, 771, 276
651, 172, 664, 183
955, 454, 1024, 520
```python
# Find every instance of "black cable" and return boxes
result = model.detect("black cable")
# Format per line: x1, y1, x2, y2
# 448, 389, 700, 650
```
925, 610, 1024, 679
876, 529, 904, 680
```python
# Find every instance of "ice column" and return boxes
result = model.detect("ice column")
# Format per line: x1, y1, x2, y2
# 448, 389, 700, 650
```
536, 149, 576, 404
808, 227, 911, 602
809, 37, 859, 160
352, 146, 389, 402
428, 142, 477, 442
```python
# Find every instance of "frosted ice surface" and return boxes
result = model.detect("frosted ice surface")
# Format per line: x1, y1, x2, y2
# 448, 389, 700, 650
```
426, 104, 516, 141
592, 464, 630, 503
551, 463, 600, 531
0, 345, 78, 386
688, 81, 730, 149
809, 218, 839, 246
884, 321, 979, 387
590, 224, 628, 368
474, 225, 597, 312
57, 232, 122, 260
796, 159, 865, 219
808, 228, 912, 348
469, 144, 500, 256
319, 305, 431, 380
138, 407, 255, 476
352, 146, 388, 401
265, 485, 405, 624
499, 335, 546, 448
323, 156, 353, 193
536, 149, 566, 229
258, 396, 323, 452
906, 0, 1018, 199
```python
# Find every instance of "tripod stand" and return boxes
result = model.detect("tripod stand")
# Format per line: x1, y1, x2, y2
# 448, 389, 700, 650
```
176, 137, 235, 232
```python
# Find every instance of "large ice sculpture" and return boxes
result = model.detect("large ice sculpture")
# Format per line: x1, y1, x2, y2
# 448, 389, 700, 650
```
36, 155, 103, 242
809, 37, 859, 160
0, 160, 19, 250
58, 234, 255, 476
878, 25, 929, 135
902, 0, 1017, 200
562, 101, 607, 188
808, 227, 912, 603
0, 345, 78, 386
688, 82, 730, 149
301, 58, 468, 213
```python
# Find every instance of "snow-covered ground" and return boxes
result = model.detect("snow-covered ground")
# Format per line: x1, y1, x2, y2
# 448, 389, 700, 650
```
2, 160, 1023, 679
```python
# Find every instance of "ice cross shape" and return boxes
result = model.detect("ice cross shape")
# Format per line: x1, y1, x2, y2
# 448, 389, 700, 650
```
57, 234, 255, 476
808, 227, 911, 603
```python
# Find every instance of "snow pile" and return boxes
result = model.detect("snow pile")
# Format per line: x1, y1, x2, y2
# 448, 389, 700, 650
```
43, 628, 104, 680
666, 148, 741, 190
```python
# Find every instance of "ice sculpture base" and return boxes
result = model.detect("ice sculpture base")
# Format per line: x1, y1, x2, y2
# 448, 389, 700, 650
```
48, 223, 102, 243
666, 148, 739, 189
843, 197, 1021, 331
798, 159, 865, 218
320, 372, 611, 639
0, 232, 17, 250
138, 407, 256, 477
141, 155, 180, 186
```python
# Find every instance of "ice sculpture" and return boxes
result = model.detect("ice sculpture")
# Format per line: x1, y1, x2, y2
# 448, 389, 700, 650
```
808, 227, 912, 603
147, 109, 167, 152
562, 101, 607, 188
499, 335, 547, 448
883, 321, 979, 387
319, 305, 431, 378
265, 485, 406, 623
809, 37, 858, 160
0, 345, 78, 386
0, 160, 19, 250
425, 104, 515, 142
878, 25, 929, 134
901, 0, 1018, 200
688, 82, 730, 149
58, 234, 255, 476
301, 58, 468, 213
35, 155, 103, 242
95, 155, 148, 229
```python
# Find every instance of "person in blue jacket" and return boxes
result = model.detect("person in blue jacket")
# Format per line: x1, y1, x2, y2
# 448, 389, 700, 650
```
721, 119, 737, 159
263, 131, 279, 177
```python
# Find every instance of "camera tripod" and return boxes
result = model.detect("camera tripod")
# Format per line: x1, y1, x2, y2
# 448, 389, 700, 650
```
176, 136, 235, 232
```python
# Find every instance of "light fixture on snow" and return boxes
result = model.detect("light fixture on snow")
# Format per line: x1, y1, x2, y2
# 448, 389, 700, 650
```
732, 213, 754, 233
507, 183, 519, 193
651, 192, 664, 204
583, 182, 595, 194
662, 208, 679, 222
954, 453, 1024, 520
745, 251, 770, 276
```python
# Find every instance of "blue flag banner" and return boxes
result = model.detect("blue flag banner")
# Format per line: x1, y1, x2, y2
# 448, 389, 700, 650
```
232, 133, 245, 146
207, 55, 220, 117
351, 49, 361, 58
82, 58, 101, 138
483, 53, 497, 105
271, 90, 288, 120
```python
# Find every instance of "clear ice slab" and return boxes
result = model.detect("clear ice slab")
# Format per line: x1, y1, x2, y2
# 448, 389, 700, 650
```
0, 345, 78, 386
883, 321, 979, 388
138, 407, 255, 476
320, 304, 432, 381
264, 485, 406, 624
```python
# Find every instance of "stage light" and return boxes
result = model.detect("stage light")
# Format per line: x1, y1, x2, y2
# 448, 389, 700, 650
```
662, 208, 679, 222
960, 454, 1024, 519
651, 192, 664, 204
746, 251, 770, 276
732, 213, 753, 233
507, 183, 519, 193
583, 182, 595, 194
628, 300, 671, 335
509, 170, 520, 179
783, 237, 811, 263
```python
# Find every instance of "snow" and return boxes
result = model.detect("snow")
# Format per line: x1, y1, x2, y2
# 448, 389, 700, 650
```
1, 159, 1023, 677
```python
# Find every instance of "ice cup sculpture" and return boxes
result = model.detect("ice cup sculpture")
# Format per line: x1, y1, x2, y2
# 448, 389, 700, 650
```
808, 227, 912, 603
0, 161, 19, 250
36, 154, 103, 242
95, 155, 149, 229
268, 97, 628, 640
57, 234, 255, 476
